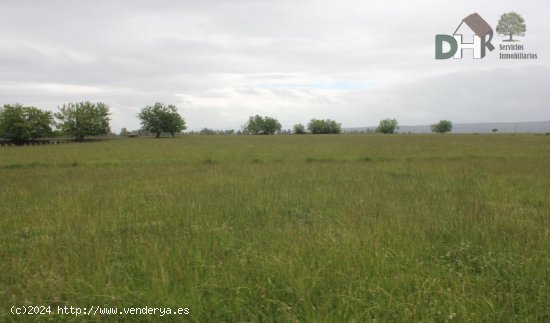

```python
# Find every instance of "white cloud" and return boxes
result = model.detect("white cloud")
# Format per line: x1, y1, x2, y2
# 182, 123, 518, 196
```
0, 0, 549, 132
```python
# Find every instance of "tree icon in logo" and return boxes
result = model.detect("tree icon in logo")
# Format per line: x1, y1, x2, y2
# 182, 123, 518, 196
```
496, 12, 526, 42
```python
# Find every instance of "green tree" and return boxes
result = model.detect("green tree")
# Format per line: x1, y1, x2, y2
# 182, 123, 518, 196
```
199, 128, 217, 135
55, 101, 111, 141
119, 127, 130, 136
431, 120, 453, 133
293, 123, 306, 134
138, 103, 187, 138
376, 118, 399, 134
496, 12, 526, 42
244, 115, 263, 134
307, 119, 342, 134
0, 104, 53, 143
244, 115, 281, 135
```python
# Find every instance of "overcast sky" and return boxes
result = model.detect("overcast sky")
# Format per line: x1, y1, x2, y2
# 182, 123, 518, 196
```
1, 0, 549, 132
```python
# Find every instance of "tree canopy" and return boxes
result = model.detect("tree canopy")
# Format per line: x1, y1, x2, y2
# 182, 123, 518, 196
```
243, 115, 282, 135
293, 123, 306, 134
431, 120, 453, 133
138, 103, 187, 138
496, 12, 526, 41
55, 101, 111, 141
376, 118, 399, 134
307, 119, 341, 134
0, 104, 53, 143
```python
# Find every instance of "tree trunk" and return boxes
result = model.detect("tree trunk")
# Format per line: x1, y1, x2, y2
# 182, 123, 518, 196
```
156, 132, 161, 138
171, 132, 175, 137
509, 34, 513, 41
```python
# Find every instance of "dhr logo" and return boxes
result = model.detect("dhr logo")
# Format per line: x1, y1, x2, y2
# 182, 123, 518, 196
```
436, 13, 495, 59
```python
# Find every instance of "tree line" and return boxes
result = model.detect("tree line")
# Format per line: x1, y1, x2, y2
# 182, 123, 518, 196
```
0, 101, 454, 144
0, 102, 187, 143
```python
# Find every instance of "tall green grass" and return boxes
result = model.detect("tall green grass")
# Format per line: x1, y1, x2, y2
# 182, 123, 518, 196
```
1, 134, 549, 321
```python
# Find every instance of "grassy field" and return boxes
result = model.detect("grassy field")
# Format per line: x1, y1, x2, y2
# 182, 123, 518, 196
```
1, 134, 549, 322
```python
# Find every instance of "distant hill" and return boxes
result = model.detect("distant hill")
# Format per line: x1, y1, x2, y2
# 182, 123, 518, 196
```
345, 120, 550, 133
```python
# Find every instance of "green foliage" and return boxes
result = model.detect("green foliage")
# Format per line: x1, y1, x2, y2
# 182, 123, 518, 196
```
55, 101, 111, 141
496, 12, 526, 41
138, 103, 187, 138
244, 115, 282, 135
376, 118, 399, 134
119, 127, 131, 137
307, 119, 342, 134
0, 104, 53, 143
199, 128, 217, 135
431, 120, 453, 133
191, 128, 235, 135
293, 123, 306, 134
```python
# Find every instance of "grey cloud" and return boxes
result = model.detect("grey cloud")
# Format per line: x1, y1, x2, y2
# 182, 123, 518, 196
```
342, 65, 550, 127
0, 0, 549, 132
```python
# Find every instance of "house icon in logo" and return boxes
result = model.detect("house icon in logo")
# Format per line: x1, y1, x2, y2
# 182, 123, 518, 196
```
436, 13, 495, 59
